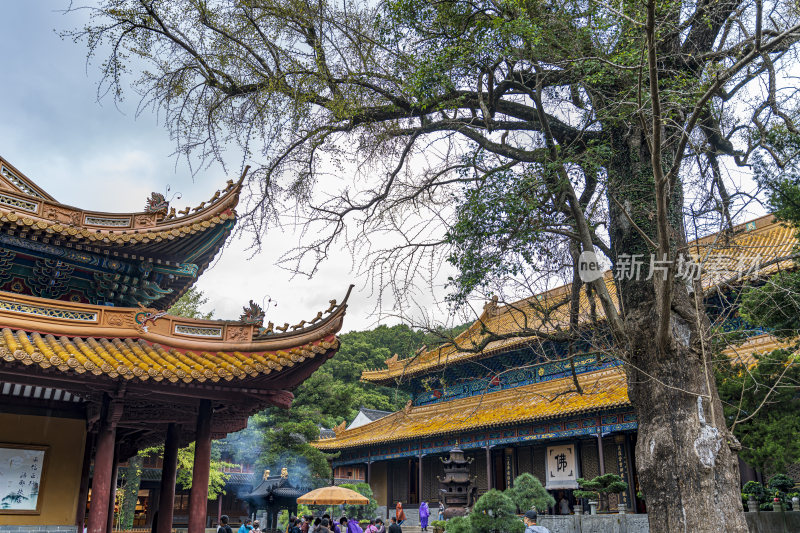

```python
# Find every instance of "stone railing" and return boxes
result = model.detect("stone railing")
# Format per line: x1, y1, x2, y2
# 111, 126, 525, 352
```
538, 511, 800, 533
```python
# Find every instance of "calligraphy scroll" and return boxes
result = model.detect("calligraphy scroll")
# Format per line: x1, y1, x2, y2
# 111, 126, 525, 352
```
545, 444, 578, 489
0, 444, 47, 513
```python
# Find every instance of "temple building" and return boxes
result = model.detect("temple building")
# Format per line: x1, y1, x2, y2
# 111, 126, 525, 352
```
0, 156, 350, 533
315, 215, 794, 517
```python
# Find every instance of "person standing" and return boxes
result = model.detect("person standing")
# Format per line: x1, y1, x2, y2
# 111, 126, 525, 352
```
387, 517, 402, 533
346, 517, 363, 533
395, 502, 406, 525
558, 493, 570, 515
418, 501, 429, 531
523, 511, 550, 533
238, 519, 253, 533
217, 516, 234, 533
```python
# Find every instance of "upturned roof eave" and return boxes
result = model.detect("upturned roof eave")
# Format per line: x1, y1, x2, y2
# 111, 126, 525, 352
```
0, 284, 352, 353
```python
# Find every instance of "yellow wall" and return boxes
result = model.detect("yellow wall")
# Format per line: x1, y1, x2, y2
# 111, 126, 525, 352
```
0, 413, 86, 526
370, 462, 388, 507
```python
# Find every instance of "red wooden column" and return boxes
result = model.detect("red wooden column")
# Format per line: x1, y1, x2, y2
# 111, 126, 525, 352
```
418, 453, 424, 503
106, 443, 120, 533
485, 446, 493, 490
596, 433, 605, 475
88, 407, 117, 533
75, 432, 95, 532
156, 423, 180, 533
187, 400, 213, 533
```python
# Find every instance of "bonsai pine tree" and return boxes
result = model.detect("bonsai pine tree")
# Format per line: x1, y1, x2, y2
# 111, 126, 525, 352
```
767, 474, 795, 504
469, 489, 523, 533
574, 474, 629, 511
505, 473, 555, 513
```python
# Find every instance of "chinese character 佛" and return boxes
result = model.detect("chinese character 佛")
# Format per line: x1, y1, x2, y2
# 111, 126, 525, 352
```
556, 453, 568, 472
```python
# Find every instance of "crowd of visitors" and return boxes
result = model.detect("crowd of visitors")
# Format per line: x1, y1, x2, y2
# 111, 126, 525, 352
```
280, 514, 391, 533
217, 498, 550, 533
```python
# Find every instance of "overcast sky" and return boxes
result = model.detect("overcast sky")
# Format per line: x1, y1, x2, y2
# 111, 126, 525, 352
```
0, 3, 767, 335
0, 2, 442, 332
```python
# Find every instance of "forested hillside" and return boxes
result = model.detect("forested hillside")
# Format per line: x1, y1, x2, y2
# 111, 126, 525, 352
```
217, 323, 468, 485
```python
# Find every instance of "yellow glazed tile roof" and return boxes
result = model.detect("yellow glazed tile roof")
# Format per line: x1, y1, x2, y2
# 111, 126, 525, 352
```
314, 368, 628, 450
720, 332, 794, 368
0, 327, 339, 384
363, 215, 796, 384
316, 334, 792, 450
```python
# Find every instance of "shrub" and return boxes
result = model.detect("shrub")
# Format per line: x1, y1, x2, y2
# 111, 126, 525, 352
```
743, 481, 766, 500
505, 473, 555, 513
574, 473, 628, 512
430, 519, 446, 531
469, 489, 524, 533
444, 516, 472, 533
768, 474, 795, 496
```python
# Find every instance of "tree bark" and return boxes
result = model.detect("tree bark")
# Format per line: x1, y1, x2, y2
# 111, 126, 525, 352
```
607, 127, 748, 533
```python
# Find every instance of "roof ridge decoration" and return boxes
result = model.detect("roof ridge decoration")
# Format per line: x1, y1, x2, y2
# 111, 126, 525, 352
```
362, 215, 795, 384
0, 155, 244, 236
0, 158, 56, 201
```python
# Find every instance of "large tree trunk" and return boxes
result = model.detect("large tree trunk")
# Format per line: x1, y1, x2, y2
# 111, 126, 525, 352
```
606, 127, 748, 533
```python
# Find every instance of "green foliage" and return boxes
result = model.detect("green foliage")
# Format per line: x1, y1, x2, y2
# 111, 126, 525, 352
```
218, 323, 467, 484
340, 482, 378, 519
444, 515, 472, 533
721, 172, 800, 477
431, 519, 447, 530
754, 137, 800, 233
740, 272, 800, 337
140, 442, 233, 499
716, 348, 800, 475
445, 165, 560, 304
505, 472, 554, 513
167, 286, 213, 319
768, 474, 795, 496
574, 474, 628, 501
115, 454, 143, 530
743, 481, 766, 499
469, 489, 523, 533
279, 505, 313, 530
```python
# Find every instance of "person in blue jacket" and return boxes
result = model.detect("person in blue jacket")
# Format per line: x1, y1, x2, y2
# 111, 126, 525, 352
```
238, 518, 253, 533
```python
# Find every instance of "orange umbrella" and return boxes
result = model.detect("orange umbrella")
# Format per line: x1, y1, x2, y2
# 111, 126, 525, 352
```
296, 486, 370, 505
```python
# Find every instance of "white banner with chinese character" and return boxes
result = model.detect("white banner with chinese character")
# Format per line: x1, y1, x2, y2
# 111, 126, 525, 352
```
545, 444, 578, 489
